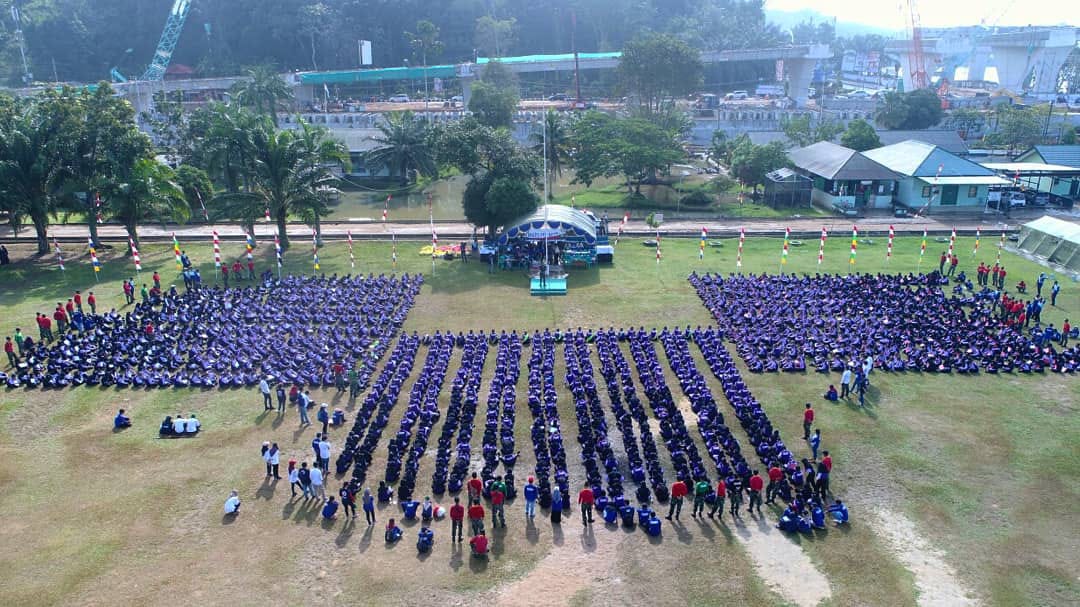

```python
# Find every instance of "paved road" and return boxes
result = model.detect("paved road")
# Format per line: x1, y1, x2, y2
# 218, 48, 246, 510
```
0, 214, 1036, 244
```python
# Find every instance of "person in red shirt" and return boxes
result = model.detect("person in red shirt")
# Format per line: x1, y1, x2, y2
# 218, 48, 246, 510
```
469, 532, 488, 556
1061, 320, 1071, 347
73, 291, 83, 312
152, 271, 161, 289
144, 322, 154, 336
65, 299, 75, 316
748, 471, 764, 515
247, 259, 255, 279
708, 478, 726, 520
998, 266, 1007, 289
468, 472, 483, 501
766, 464, 784, 504
667, 478, 688, 521
577, 484, 595, 525
491, 487, 506, 529
221, 264, 230, 287
821, 451, 833, 473
449, 497, 465, 542
87, 291, 96, 315
53, 306, 67, 334
4, 336, 17, 368
231, 261, 242, 281
468, 499, 485, 536
803, 403, 815, 440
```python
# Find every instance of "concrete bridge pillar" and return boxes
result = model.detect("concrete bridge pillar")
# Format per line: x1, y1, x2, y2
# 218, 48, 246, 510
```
785, 58, 817, 108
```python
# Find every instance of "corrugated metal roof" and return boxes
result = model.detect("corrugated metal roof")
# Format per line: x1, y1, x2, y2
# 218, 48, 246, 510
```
982, 162, 1080, 174
1023, 215, 1080, 245
477, 52, 621, 65
788, 141, 903, 181
300, 65, 457, 85
876, 130, 968, 154
916, 175, 1012, 186
863, 140, 996, 178
1024, 145, 1080, 169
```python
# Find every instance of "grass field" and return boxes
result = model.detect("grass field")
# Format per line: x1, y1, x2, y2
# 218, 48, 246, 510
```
0, 234, 1077, 606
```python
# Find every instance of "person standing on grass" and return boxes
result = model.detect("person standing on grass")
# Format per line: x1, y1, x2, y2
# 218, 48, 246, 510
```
748, 471, 764, 516
259, 377, 272, 410
13, 328, 25, 355
766, 463, 783, 504
232, 260, 242, 283
340, 484, 357, 519
810, 429, 822, 460
491, 484, 506, 529
523, 476, 538, 518
288, 460, 301, 497
310, 462, 325, 499
318, 403, 330, 435
728, 476, 743, 519
266, 443, 281, 479
468, 472, 483, 502
5, 336, 17, 368
821, 451, 833, 474
450, 497, 464, 541
348, 367, 360, 400
318, 435, 332, 473
87, 292, 96, 314
815, 460, 830, 500
221, 264, 229, 287
578, 483, 595, 525
276, 384, 286, 414
261, 441, 272, 477
362, 488, 376, 525
708, 477, 726, 520
1037, 273, 1047, 297
1062, 319, 1071, 347
73, 291, 83, 313
1051, 281, 1060, 306
803, 403, 814, 440
692, 479, 710, 518
550, 486, 563, 524
857, 376, 867, 407
297, 394, 310, 426
311, 434, 321, 463
667, 477, 687, 521
468, 499, 486, 536
840, 367, 852, 399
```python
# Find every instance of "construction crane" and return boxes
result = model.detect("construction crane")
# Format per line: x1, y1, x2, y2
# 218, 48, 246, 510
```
904, 0, 929, 90
111, 0, 192, 82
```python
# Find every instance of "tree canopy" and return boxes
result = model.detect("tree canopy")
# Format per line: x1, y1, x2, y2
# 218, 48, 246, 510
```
840, 119, 882, 152
875, 89, 944, 130
618, 33, 703, 112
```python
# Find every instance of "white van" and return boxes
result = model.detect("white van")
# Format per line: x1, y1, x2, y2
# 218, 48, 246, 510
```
388, 94, 410, 103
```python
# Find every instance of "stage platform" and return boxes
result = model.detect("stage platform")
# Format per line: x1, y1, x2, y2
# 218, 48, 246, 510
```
530, 276, 567, 296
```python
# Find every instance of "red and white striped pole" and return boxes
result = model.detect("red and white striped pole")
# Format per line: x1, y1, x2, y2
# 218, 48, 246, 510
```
886, 225, 895, 262
129, 237, 142, 273
736, 227, 745, 269
817, 226, 827, 265
212, 230, 221, 269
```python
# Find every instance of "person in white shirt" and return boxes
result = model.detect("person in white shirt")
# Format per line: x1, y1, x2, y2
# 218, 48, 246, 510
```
186, 413, 200, 434
840, 367, 852, 399
173, 414, 187, 435
310, 464, 325, 499
318, 437, 331, 473
259, 378, 272, 410
265, 442, 281, 479
224, 490, 241, 515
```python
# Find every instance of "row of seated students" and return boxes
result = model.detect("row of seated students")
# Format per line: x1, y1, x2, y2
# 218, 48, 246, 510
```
160, 414, 201, 437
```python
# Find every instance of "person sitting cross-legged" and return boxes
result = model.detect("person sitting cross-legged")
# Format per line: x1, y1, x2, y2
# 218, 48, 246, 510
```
113, 409, 132, 430
469, 531, 489, 557
385, 518, 403, 543
827, 499, 849, 526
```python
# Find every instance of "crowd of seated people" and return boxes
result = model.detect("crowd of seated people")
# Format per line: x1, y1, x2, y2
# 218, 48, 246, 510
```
476, 334, 522, 499
595, 330, 667, 504
689, 271, 1078, 374
335, 334, 421, 482
3, 274, 423, 389
432, 334, 488, 495
160, 413, 201, 437
524, 334, 571, 511
384, 334, 454, 502
564, 333, 626, 504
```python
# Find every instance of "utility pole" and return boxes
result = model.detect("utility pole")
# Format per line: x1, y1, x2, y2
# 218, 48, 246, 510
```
571, 11, 582, 108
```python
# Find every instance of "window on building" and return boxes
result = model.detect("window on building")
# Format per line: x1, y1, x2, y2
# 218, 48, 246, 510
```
968, 185, 978, 198
922, 185, 932, 198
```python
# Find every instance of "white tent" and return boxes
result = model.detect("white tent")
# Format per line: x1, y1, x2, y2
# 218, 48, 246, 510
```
1017, 216, 1080, 273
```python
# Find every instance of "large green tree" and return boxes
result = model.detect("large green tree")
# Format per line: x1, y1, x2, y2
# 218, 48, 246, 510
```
100, 158, 188, 246
840, 119, 882, 152
729, 139, 789, 193
985, 105, 1046, 151
366, 111, 437, 185
406, 20, 443, 102
569, 111, 684, 193
875, 89, 944, 130
530, 111, 568, 198
230, 65, 293, 126
781, 114, 843, 147
0, 109, 65, 253
618, 33, 703, 112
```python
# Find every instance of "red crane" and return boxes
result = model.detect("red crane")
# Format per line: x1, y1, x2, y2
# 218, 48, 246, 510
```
905, 0, 929, 90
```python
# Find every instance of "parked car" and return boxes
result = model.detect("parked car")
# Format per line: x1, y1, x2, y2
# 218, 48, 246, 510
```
548, 93, 568, 101
388, 94, 410, 103
725, 90, 749, 100
1007, 191, 1027, 208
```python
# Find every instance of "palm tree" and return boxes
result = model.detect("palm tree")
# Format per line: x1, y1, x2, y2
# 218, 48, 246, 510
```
216, 122, 344, 251
0, 111, 65, 253
530, 111, 567, 199
367, 112, 437, 185
101, 158, 188, 247
230, 66, 293, 126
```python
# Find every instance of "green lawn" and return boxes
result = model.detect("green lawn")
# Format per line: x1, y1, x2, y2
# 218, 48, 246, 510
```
0, 235, 1076, 606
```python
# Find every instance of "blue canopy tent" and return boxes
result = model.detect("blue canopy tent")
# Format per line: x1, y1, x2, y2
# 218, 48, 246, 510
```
495, 205, 604, 295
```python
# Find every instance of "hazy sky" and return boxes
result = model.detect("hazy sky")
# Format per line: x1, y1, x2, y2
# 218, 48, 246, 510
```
766, 0, 1075, 29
